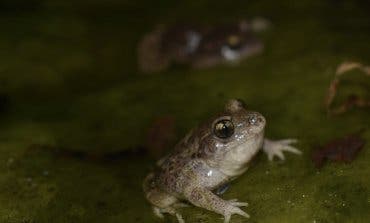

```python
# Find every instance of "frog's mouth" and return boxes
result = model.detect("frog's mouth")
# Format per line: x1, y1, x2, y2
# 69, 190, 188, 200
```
219, 130, 264, 177
221, 40, 263, 62
221, 45, 240, 61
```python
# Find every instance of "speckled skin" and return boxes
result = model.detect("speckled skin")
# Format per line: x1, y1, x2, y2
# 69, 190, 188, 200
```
143, 99, 301, 223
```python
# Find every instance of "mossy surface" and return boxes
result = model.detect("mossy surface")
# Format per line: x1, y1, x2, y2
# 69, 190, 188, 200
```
0, 0, 369, 222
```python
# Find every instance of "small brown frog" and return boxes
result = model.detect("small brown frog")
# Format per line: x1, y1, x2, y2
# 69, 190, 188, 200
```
143, 99, 301, 223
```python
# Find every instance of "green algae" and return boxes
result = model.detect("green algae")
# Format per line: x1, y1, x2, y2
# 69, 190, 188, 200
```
0, 0, 369, 222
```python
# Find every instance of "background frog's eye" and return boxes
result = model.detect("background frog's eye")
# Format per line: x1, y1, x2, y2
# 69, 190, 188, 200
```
214, 120, 234, 139
227, 35, 241, 48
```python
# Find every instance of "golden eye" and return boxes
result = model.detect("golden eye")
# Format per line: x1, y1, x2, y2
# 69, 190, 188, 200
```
227, 35, 240, 46
214, 119, 234, 139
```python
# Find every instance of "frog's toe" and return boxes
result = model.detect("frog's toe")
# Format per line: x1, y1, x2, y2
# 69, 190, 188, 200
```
273, 150, 285, 160
223, 202, 250, 223
175, 213, 185, 223
277, 138, 298, 145
282, 145, 301, 155
227, 199, 248, 207
152, 207, 164, 218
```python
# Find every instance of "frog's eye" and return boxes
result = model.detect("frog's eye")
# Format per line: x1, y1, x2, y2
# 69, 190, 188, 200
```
227, 35, 241, 48
214, 119, 234, 139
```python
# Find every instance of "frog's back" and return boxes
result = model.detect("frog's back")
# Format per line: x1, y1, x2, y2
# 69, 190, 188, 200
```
147, 127, 211, 195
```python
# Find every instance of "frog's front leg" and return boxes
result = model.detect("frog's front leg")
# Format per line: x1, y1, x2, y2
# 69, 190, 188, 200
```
184, 186, 249, 223
262, 138, 301, 161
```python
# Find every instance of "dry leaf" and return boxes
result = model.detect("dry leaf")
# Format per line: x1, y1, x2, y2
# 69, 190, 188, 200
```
325, 61, 370, 115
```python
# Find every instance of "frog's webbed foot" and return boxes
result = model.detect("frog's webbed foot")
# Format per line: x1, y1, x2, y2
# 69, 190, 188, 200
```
184, 187, 249, 223
153, 206, 185, 223
223, 199, 249, 223
263, 138, 301, 161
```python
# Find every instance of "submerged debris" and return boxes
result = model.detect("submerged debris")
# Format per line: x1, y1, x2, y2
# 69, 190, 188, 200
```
312, 131, 366, 168
325, 61, 370, 115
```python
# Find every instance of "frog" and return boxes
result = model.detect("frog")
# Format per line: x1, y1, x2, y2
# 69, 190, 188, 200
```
190, 23, 263, 69
137, 24, 200, 73
143, 99, 301, 223
137, 19, 266, 73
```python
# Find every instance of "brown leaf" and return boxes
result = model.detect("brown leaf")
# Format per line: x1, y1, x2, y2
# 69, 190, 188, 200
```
312, 131, 366, 168
325, 61, 370, 115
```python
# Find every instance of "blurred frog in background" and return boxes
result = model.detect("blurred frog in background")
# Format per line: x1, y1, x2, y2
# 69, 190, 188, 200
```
137, 18, 269, 73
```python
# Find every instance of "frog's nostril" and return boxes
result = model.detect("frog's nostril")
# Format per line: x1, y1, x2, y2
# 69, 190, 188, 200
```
249, 115, 258, 125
